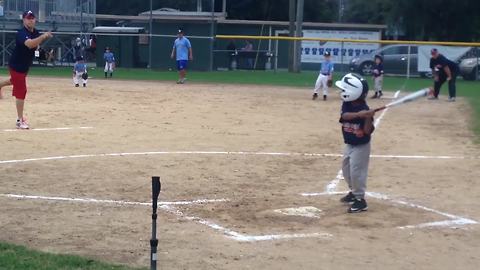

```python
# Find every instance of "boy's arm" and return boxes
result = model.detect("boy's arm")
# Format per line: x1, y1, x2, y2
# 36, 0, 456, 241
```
189, 47, 193, 60
341, 110, 374, 121
363, 115, 375, 135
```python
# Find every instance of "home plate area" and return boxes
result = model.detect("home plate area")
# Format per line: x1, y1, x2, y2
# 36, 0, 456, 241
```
172, 191, 476, 241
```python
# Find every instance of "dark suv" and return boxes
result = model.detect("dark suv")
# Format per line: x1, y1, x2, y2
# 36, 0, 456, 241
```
349, 44, 422, 76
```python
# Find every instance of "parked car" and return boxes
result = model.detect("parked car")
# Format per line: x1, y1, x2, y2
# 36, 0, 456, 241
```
350, 44, 427, 77
459, 57, 479, 80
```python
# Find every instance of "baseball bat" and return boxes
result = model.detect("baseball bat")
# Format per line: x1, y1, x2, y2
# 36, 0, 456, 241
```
374, 88, 432, 112
150, 176, 161, 270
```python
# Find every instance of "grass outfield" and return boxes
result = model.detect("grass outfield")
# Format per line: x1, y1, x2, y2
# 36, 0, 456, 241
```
0, 242, 147, 270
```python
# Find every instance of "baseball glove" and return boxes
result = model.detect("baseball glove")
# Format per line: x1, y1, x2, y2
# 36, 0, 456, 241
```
81, 73, 88, 80
327, 79, 333, 87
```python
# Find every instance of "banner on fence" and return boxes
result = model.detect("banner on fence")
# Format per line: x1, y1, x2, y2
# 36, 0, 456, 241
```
301, 30, 381, 64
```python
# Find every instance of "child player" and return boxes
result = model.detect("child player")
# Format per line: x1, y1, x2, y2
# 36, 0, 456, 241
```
73, 56, 88, 87
312, 51, 334, 101
335, 73, 376, 213
371, 54, 384, 99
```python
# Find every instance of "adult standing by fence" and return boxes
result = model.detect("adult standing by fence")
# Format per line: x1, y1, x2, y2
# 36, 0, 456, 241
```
429, 48, 459, 102
171, 29, 193, 84
0, 10, 52, 129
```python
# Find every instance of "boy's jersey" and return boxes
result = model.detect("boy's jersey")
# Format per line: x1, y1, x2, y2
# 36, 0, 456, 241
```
339, 101, 374, 145
104, 52, 115, 63
373, 63, 384, 77
320, 60, 334, 75
74, 62, 87, 73
173, 37, 192, 61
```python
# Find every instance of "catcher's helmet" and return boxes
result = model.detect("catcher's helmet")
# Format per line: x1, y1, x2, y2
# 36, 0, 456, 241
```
335, 73, 369, 102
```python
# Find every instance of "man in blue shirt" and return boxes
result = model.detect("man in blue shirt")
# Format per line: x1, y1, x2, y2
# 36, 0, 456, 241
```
0, 10, 52, 129
312, 51, 334, 101
171, 29, 193, 84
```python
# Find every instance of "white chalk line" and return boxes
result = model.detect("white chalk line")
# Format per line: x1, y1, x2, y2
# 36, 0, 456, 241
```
1, 127, 93, 132
0, 151, 470, 165
161, 205, 332, 242
0, 192, 332, 242
325, 90, 401, 193
0, 193, 228, 206
300, 191, 478, 229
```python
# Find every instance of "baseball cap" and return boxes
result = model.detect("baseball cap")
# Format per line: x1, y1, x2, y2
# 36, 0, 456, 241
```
177, 29, 184, 34
22, 10, 35, 19
431, 48, 438, 55
324, 51, 331, 56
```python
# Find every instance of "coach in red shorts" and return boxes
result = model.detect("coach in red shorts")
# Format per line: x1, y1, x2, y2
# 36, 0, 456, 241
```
0, 10, 52, 129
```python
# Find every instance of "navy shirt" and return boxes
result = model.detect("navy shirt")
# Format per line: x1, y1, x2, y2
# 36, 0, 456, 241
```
430, 54, 459, 76
9, 27, 41, 73
339, 101, 374, 145
373, 63, 384, 78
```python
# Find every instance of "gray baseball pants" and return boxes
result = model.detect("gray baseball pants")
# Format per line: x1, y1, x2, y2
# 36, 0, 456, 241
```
342, 142, 371, 199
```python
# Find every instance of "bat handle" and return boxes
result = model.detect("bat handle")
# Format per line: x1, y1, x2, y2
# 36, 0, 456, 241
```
374, 106, 386, 112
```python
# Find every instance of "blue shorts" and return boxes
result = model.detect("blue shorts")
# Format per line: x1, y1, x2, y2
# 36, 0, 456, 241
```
176, 60, 188, 71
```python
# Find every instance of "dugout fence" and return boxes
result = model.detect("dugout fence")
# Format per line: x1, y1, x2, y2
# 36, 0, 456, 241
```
0, 29, 479, 81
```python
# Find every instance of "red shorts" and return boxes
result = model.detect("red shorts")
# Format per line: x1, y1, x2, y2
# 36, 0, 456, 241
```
9, 68, 28, 100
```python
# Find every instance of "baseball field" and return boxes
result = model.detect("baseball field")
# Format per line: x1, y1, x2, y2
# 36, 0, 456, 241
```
0, 68, 479, 269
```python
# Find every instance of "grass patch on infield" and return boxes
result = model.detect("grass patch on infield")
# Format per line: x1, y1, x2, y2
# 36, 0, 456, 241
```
0, 66, 478, 141
0, 241, 147, 270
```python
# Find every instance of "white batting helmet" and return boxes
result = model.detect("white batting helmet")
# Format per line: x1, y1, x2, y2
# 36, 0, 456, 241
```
335, 73, 369, 102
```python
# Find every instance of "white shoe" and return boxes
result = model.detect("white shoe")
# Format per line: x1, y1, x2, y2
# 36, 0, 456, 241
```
447, 97, 456, 102
16, 118, 29, 129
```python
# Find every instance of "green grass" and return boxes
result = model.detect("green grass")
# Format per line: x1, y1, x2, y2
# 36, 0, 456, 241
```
0, 242, 147, 270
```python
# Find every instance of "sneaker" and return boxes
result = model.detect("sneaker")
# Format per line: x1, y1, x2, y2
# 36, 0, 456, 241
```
83, 83, 86, 87
16, 118, 29, 129
428, 96, 438, 100
447, 97, 456, 102
312, 93, 318, 100
348, 198, 368, 213
371, 93, 378, 99
378, 92, 383, 98
323, 95, 327, 101
75, 84, 79, 87
340, 192, 356, 204
176, 80, 184, 84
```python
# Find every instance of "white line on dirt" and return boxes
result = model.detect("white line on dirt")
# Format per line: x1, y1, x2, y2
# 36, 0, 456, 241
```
299, 190, 478, 229
0, 193, 228, 206
0, 151, 469, 165
162, 205, 333, 242
1, 127, 93, 132
0, 193, 332, 242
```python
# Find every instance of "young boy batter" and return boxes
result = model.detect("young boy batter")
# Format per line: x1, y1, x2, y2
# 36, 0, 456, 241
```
335, 73, 376, 213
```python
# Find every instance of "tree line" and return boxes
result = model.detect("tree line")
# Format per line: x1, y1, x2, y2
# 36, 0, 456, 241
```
97, 0, 480, 42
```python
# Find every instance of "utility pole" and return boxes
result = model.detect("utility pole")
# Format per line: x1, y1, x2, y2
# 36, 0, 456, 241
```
288, 0, 296, 72
148, 0, 152, 68
294, 0, 304, 73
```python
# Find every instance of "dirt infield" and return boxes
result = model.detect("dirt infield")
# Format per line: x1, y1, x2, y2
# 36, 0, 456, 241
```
0, 77, 479, 269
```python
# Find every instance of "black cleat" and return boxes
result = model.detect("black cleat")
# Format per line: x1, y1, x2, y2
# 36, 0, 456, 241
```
378, 91, 383, 98
323, 95, 327, 101
312, 93, 318, 100
340, 192, 356, 204
348, 198, 368, 213
371, 93, 378, 99
83, 83, 86, 87
75, 84, 79, 87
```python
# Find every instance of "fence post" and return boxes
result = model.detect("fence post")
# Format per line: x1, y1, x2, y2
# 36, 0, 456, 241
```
406, 45, 411, 79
